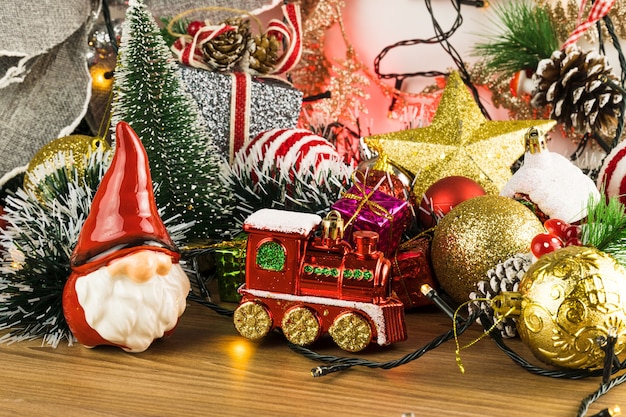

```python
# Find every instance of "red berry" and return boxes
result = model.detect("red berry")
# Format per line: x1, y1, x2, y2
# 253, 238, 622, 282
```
564, 237, 583, 247
187, 21, 206, 37
564, 224, 582, 241
544, 218, 569, 239
531, 233, 564, 258
173, 38, 183, 50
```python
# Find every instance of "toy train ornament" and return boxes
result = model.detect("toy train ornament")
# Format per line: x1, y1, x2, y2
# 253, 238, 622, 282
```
233, 208, 407, 352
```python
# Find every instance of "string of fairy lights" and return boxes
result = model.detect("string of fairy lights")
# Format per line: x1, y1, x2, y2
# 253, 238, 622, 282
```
90, 1, 626, 416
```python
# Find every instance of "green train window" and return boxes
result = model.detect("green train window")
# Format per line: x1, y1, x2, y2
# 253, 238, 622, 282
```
256, 241, 285, 271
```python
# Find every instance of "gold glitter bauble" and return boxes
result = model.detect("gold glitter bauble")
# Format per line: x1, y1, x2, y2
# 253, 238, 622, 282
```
517, 245, 626, 370
431, 195, 544, 303
364, 71, 556, 200
24, 135, 110, 195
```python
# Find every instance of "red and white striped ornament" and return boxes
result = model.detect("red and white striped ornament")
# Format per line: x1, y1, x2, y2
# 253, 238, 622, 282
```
236, 128, 348, 179
598, 140, 626, 205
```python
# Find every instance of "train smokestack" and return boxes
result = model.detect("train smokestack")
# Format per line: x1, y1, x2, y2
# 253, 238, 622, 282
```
354, 230, 379, 258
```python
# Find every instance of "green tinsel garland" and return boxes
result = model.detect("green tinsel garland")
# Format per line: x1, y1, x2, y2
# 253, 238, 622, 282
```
223, 157, 352, 228
0, 149, 191, 346
0, 151, 109, 346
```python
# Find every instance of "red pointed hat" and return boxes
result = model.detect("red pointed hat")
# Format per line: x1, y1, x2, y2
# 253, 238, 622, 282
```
70, 121, 178, 270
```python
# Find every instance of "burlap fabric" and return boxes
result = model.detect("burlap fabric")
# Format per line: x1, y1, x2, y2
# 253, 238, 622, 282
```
0, 0, 277, 183
0, 1, 95, 182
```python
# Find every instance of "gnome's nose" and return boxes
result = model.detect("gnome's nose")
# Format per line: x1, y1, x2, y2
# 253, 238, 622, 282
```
107, 250, 173, 283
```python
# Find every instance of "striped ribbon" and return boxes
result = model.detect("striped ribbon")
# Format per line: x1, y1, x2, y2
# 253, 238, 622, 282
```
172, 23, 235, 70
229, 72, 252, 164
171, 3, 302, 75
266, 3, 303, 74
562, 0, 616, 49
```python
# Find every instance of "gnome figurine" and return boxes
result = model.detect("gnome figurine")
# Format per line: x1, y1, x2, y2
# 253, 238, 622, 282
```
63, 121, 190, 352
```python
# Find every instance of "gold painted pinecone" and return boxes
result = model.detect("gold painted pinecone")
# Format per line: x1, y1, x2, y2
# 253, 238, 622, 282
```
248, 33, 280, 74
531, 46, 623, 135
202, 18, 251, 72
468, 253, 532, 338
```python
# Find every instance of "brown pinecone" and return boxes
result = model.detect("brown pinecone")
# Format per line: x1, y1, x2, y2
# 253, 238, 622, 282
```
202, 18, 250, 72
531, 46, 623, 136
248, 33, 280, 74
468, 252, 532, 338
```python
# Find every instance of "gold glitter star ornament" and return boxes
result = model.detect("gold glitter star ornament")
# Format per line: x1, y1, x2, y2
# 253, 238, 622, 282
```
365, 71, 556, 199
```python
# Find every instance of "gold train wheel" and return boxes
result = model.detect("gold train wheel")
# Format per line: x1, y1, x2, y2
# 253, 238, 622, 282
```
329, 312, 372, 352
233, 301, 272, 340
281, 306, 321, 346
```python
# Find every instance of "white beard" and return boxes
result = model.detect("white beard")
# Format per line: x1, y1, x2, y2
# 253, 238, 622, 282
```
74, 262, 190, 352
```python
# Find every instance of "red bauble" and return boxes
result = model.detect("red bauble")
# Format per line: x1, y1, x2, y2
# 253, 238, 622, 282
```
418, 176, 486, 229
356, 156, 414, 202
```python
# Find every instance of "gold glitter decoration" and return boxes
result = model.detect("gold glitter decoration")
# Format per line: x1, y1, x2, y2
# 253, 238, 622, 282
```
538, 0, 626, 45
281, 306, 321, 346
293, 1, 370, 125
328, 312, 372, 352
290, 0, 342, 98
468, 61, 551, 123
431, 195, 544, 304
365, 71, 557, 199
517, 245, 626, 369
292, 0, 452, 129
23, 135, 110, 195
233, 301, 272, 340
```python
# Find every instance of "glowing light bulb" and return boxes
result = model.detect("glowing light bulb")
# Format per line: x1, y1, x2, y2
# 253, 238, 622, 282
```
90, 65, 114, 91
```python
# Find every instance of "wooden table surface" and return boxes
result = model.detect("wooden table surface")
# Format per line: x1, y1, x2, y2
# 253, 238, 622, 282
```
0, 294, 624, 417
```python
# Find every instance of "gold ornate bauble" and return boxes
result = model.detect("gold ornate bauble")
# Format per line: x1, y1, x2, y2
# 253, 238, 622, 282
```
517, 245, 626, 370
23, 135, 110, 196
431, 195, 544, 304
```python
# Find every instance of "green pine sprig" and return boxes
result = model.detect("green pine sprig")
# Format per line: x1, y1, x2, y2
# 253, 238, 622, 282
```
471, 0, 560, 75
582, 194, 626, 268
159, 16, 189, 48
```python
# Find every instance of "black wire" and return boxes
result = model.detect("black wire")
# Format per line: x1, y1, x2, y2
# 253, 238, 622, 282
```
372, 0, 490, 119
373, 0, 463, 79
577, 372, 626, 417
289, 312, 479, 377
188, 286, 626, 415
478, 314, 610, 380
101, 0, 118, 55
187, 291, 234, 318
601, 14, 626, 149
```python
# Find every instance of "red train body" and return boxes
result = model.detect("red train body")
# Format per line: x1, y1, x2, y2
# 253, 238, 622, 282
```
233, 208, 407, 352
